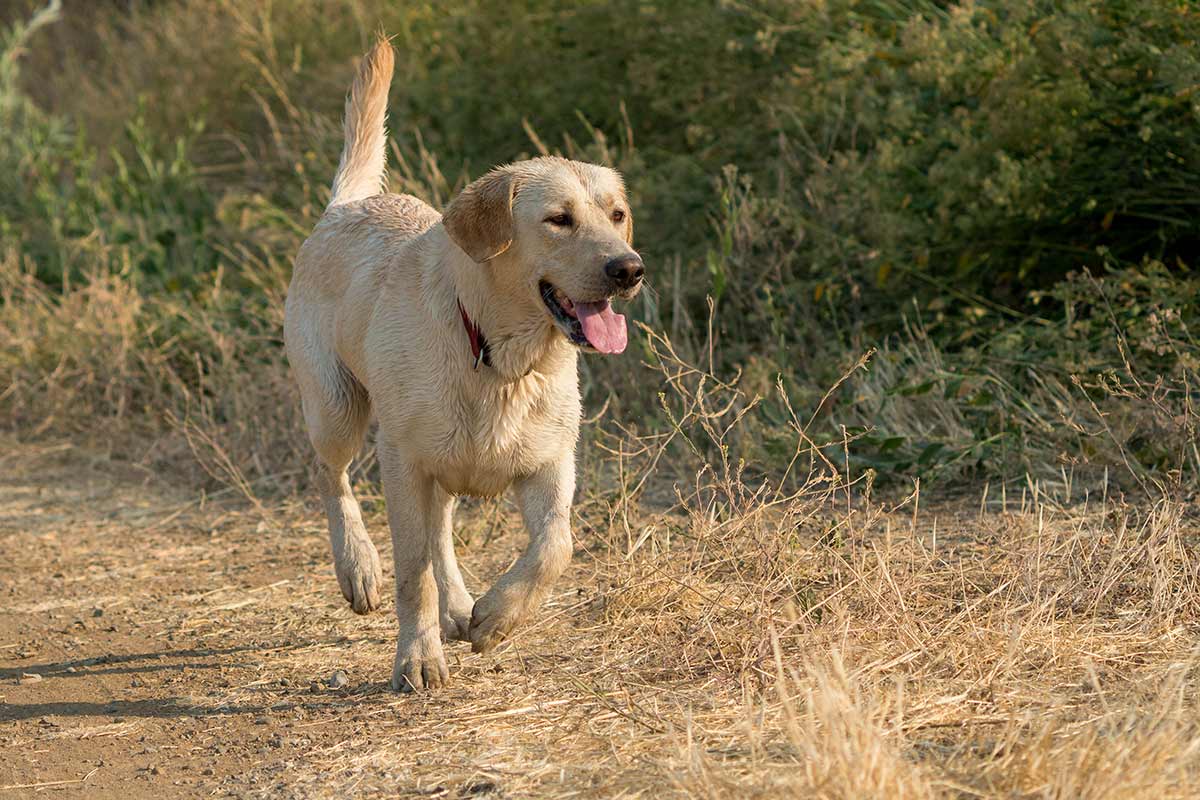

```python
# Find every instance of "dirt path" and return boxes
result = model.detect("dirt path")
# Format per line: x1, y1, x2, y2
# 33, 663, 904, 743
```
0, 437, 666, 798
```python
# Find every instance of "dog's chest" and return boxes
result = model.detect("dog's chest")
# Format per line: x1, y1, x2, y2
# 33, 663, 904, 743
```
429, 373, 578, 496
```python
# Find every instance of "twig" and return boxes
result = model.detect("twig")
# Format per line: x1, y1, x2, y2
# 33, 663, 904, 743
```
0, 767, 99, 791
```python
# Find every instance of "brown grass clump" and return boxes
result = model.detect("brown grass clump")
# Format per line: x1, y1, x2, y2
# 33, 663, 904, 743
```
0, 250, 308, 496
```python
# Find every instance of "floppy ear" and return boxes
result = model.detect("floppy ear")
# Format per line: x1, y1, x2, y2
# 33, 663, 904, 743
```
442, 168, 516, 263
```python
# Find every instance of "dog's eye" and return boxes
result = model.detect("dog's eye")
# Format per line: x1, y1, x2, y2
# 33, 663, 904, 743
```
545, 212, 573, 227
612, 209, 626, 223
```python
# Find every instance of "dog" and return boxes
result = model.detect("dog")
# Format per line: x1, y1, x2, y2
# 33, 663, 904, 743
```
284, 38, 644, 691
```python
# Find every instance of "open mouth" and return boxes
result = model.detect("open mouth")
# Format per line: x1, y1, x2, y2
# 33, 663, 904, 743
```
539, 281, 628, 354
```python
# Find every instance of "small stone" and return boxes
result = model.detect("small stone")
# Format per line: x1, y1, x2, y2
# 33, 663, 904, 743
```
92, 608, 104, 618
254, 716, 268, 725
202, 768, 215, 776
66, 666, 77, 674
19, 673, 42, 684
309, 681, 321, 693
327, 670, 349, 689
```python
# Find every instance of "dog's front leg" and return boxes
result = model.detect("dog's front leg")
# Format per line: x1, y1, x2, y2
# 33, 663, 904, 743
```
469, 455, 575, 654
378, 441, 449, 691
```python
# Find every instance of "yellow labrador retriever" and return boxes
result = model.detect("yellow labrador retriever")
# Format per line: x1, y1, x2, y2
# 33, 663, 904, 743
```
284, 39, 643, 691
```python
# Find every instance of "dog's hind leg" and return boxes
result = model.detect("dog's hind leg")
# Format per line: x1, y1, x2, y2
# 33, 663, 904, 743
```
300, 364, 383, 615
431, 491, 473, 641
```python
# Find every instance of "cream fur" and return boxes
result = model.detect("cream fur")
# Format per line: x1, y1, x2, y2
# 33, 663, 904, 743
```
284, 38, 641, 691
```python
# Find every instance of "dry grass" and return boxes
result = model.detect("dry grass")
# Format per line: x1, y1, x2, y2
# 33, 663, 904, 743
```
0, 249, 308, 497
574, 340, 1200, 797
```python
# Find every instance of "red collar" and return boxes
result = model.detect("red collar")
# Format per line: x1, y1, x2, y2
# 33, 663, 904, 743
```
457, 299, 491, 369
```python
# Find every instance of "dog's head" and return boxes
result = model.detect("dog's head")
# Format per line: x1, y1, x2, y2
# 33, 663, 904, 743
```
443, 157, 642, 356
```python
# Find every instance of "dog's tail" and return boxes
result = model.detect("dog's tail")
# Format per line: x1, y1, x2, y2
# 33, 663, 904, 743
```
328, 36, 394, 207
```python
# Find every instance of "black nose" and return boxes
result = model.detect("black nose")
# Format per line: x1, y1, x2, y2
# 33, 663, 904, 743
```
604, 254, 645, 289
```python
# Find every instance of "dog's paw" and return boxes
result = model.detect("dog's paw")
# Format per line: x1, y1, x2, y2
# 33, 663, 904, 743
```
334, 535, 383, 615
391, 631, 449, 692
468, 585, 529, 654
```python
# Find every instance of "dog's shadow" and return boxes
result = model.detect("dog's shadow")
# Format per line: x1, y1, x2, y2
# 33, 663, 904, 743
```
0, 644, 260, 681
0, 641, 391, 722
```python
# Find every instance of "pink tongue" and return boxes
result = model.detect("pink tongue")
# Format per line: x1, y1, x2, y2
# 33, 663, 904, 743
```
574, 300, 627, 354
